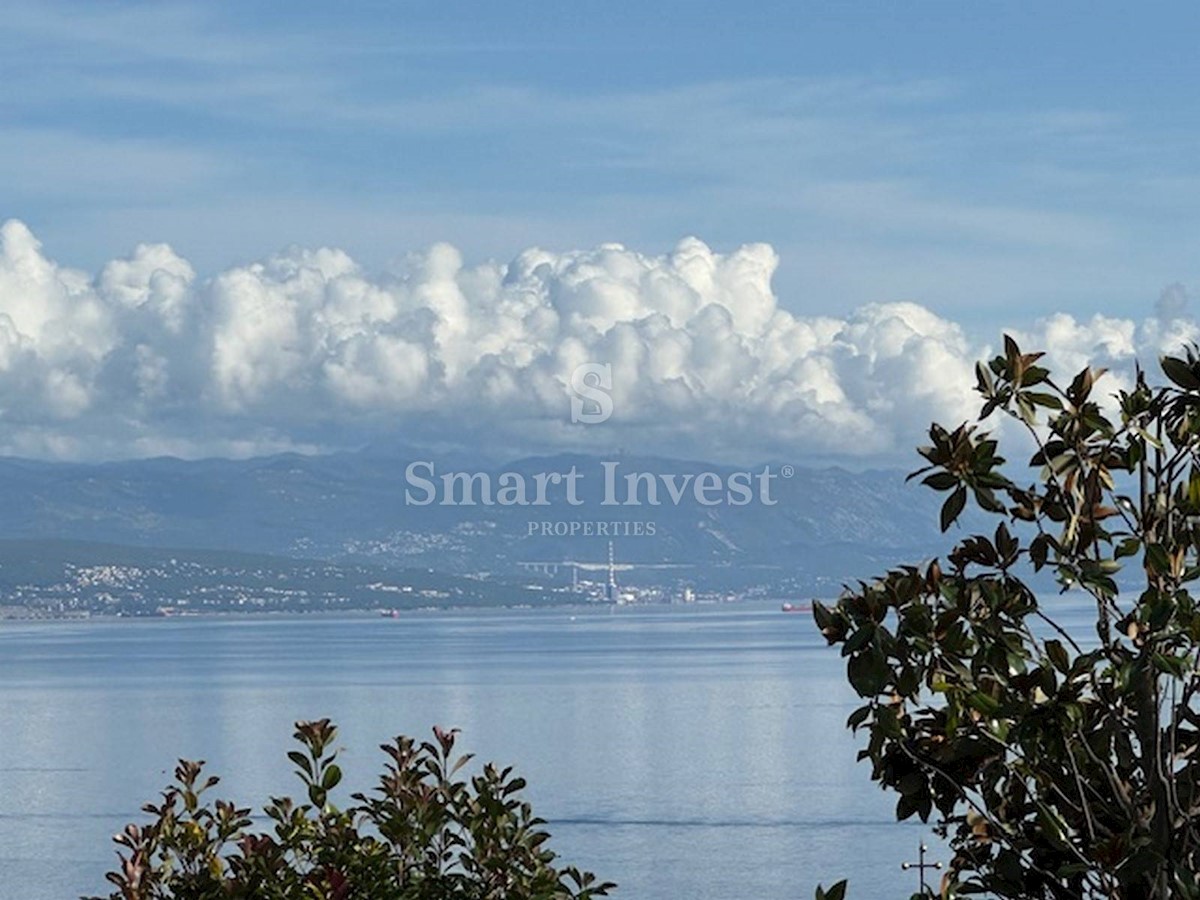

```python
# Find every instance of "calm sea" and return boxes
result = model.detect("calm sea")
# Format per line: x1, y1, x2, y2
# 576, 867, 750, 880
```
0, 602, 940, 899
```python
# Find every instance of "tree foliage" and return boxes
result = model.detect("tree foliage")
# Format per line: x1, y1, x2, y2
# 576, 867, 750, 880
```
815, 337, 1200, 897
91, 719, 613, 900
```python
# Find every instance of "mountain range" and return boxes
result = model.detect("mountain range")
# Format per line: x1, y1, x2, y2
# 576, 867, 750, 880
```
0, 448, 972, 600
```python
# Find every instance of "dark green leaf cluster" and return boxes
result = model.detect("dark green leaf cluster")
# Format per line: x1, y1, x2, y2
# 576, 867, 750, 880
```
90, 720, 614, 900
815, 337, 1200, 898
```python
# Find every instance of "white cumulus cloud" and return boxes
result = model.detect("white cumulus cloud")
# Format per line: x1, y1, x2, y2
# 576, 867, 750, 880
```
0, 218, 1190, 463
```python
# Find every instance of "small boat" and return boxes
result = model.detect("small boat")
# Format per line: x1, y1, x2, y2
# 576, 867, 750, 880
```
781, 602, 811, 614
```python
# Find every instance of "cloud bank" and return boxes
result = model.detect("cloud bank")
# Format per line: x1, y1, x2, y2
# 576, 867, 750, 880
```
0, 219, 1192, 463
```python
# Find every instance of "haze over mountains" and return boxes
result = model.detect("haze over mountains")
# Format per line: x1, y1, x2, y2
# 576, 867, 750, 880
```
0, 447, 974, 606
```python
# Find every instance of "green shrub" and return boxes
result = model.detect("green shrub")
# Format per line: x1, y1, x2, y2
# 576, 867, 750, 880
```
91, 719, 614, 900
815, 340, 1200, 897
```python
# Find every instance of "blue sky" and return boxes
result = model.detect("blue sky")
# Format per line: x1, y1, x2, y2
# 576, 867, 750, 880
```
1, 1, 1199, 460
5, 1, 1199, 324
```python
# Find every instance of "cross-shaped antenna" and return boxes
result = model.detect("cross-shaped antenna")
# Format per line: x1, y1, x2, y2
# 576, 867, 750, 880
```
900, 842, 943, 895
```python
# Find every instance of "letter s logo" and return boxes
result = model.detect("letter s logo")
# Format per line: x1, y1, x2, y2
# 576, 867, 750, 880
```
570, 363, 613, 424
